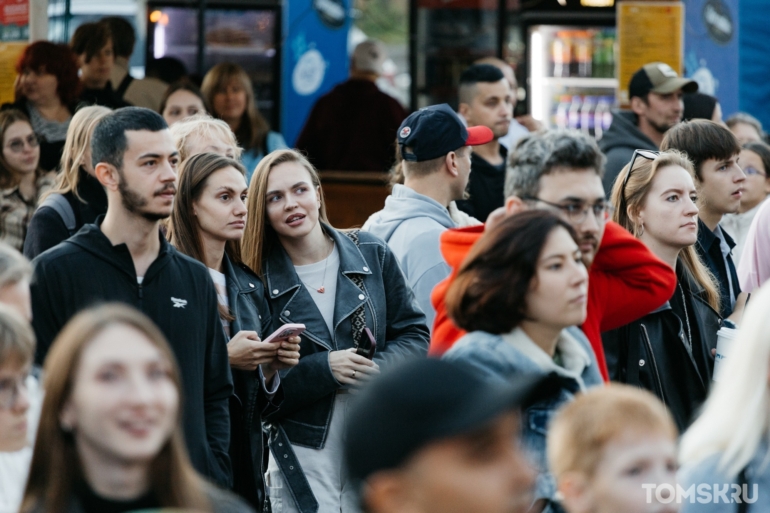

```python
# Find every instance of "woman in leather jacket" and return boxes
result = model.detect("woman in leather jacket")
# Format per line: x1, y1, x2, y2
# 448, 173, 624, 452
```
241, 149, 429, 513
168, 152, 301, 509
605, 149, 722, 432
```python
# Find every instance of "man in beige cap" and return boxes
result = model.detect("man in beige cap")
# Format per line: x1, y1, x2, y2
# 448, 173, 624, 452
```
599, 62, 698, 193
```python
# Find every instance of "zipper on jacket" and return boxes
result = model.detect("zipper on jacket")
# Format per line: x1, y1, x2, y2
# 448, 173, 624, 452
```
640, 324, 667, 406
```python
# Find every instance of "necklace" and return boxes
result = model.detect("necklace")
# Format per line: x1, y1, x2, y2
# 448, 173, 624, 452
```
302, 238, 334, 294
679, 282, 692, 350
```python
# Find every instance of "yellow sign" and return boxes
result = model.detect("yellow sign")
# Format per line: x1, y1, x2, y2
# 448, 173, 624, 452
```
0, 42, 24, 105
617, 1, 684, 107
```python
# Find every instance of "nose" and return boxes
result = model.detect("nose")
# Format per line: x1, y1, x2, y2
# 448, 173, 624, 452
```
284, 192, 298, 210
684, 195, 699, 216
735, 165, 747, 183
234, 196, 247, 217
577, 207, 600, 234
160, 159, 177, 184
11, 380, 30, 413
570, 257, 589, 286
127, 372, 157, 405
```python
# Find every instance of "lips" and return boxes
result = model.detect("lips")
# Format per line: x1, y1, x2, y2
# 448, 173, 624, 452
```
229, 220, 245, 228
118, 417, 157, 438
285, 213, 305, 226
570, 294, 587, 305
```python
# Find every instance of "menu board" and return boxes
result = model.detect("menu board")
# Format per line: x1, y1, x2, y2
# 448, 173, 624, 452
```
617, 1, 684, 106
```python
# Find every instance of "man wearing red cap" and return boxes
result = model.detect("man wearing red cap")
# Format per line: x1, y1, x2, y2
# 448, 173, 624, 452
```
364, 104, 493, 328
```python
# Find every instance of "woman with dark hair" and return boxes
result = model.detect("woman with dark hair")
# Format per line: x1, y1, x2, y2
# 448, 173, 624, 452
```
683, 92, 722, 123
70, 22, 130, 109
160, 81, 209, 126
241, 149, 429, 513
167, 152, 300, 508
19, 304, 253, 513
3, 41, 80, 171
201, 63, 287, 182
722, 141, 770, 263
606, 150, 722, 433
442, 210, 601, 511
0, 110, 56, 251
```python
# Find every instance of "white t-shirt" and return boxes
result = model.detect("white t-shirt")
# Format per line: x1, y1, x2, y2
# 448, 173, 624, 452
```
208, 268, 230, 336
294, 246, 340, 337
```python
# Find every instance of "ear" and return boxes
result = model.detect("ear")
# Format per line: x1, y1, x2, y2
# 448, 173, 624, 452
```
446, 152, 460, 178
364, 471, 417, 513
458, 103, 471, 123
505, 195, 527, 216
558, 471, 594, 513
94, 162, 120, 192
630, 96, 647, 116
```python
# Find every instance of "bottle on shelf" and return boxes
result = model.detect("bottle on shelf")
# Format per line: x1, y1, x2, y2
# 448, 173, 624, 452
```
604, 31, 616, 79
555, 95, 571, 129
568, 95, 582, 130
594, 96, 611, 140
551, 31, 572, 78
573, 31, 592, 78
580, 96, 596, 137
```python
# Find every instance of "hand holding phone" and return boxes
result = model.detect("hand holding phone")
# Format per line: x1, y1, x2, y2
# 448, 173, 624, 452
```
263, 323, 306, 344
354, 327, 377, 360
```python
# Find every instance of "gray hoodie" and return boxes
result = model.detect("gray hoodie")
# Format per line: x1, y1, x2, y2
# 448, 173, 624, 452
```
598, 110, 659, 195
362, 184, 456, 328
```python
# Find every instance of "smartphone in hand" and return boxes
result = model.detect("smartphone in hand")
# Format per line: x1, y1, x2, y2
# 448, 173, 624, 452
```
263, 323, 306, 344
355, 327, 376, 360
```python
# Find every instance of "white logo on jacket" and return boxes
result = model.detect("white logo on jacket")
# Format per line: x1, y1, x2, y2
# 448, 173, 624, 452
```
171, 297, 187, 308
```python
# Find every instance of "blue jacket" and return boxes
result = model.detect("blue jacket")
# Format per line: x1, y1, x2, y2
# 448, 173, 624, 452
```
362, 184, 456, 328
679, 441, 770, 512
242, 131, 288, 185
443, 326, 603, 503
262, 225, 430, 512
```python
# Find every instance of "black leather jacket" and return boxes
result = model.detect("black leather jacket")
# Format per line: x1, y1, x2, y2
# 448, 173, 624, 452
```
224, 255, 273, 509
603, 264, 722, 432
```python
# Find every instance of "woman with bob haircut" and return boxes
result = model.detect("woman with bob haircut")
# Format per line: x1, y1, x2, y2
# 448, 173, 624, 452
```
170, 114, 241, 163
3, 41, 80, 172
0, 109, 56, 251
605, 149, 721, 432
201, 63, 286, 182
241, 149, 429, 513
168, 152, 300, 508
160, 80, 209, 127
19, 303, 253, 513
678, 282, 770, 510
442, 210, 602, 510
0, 305, 40, 513
0, 241, 32, 321
23, 105, 111, 260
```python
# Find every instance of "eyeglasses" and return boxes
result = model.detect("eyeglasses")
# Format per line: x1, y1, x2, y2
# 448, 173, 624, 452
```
619, 149, 660, 211
0, 372, 29, 410
744, 166, 767, 177
522, 196, 613, 224
4, 134, 40, 154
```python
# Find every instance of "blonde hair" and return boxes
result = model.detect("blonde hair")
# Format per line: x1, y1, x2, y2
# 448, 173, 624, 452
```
201, 63, 269, 152
0, 241, 31, 289
610, 149, 720, 312
47, 106, 111, 202
0, 304, 35, 370
241, 149, 330, 277
680, 282, 770, 476
169, 114, 242, 163
548, 384, 677, 479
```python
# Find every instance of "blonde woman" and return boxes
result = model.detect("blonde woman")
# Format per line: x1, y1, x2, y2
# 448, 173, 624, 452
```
169, 114, 241, 162
678, 283, 770, 510
604, 149, 722, 432
201, 63, 286, 182
22, 105, 110, 259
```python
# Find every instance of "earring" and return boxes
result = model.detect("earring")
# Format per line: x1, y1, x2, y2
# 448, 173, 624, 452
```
638, 222, 645, 237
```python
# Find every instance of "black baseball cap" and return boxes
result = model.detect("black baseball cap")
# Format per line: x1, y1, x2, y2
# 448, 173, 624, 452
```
344, 358, 561, 486
629, 62, 698, 99
398, 103, 494, 162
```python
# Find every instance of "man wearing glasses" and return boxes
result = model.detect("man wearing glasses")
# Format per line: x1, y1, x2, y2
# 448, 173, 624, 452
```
429, 130, 677, 383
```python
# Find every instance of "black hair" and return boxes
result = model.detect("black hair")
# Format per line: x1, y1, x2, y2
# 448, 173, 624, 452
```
743, 141, 770, 177
146, 57, 189, 85
70, 22, 111, 63
100, 17, 135, 58
459, 64, 505, 87
683, 92, 718, 121
660, 119, 741, 178
91, 107, 168, 170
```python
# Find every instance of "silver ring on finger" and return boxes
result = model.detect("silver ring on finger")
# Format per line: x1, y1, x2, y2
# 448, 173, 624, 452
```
352, 370, 356, 378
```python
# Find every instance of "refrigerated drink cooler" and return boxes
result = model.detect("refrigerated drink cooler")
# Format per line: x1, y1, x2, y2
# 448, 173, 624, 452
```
529, 24, 617, 139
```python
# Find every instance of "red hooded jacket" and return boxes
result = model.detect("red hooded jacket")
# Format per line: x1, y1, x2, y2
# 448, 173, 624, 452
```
429, 221, 677, 381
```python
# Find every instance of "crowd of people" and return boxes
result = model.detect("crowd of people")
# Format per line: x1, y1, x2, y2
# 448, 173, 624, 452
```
1, 18, 770, 513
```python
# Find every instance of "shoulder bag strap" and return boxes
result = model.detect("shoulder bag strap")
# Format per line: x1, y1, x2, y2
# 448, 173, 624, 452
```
116, 73, 134, 98
737, 466, 750, 513
38, 193, 77, 235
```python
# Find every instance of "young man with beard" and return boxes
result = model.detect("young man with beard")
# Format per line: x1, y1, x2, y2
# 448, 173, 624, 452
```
430, 130, 677, 381
455, 64, 514, 222
600, 62, 698, 193
28, 107, 234, 487
661, 119, 748, 319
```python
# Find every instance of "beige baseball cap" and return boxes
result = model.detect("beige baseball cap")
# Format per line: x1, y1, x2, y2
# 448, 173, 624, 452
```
629, 62, 698, 98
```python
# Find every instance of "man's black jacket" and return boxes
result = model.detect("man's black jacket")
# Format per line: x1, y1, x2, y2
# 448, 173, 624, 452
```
30, 220, 233, 486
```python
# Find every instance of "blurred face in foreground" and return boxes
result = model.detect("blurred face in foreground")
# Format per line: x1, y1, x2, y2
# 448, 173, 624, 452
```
363, 411, 536, 513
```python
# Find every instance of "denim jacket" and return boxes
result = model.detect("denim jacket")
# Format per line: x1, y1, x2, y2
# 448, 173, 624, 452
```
262, 225, 430, 512
443, 326, 603, 503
